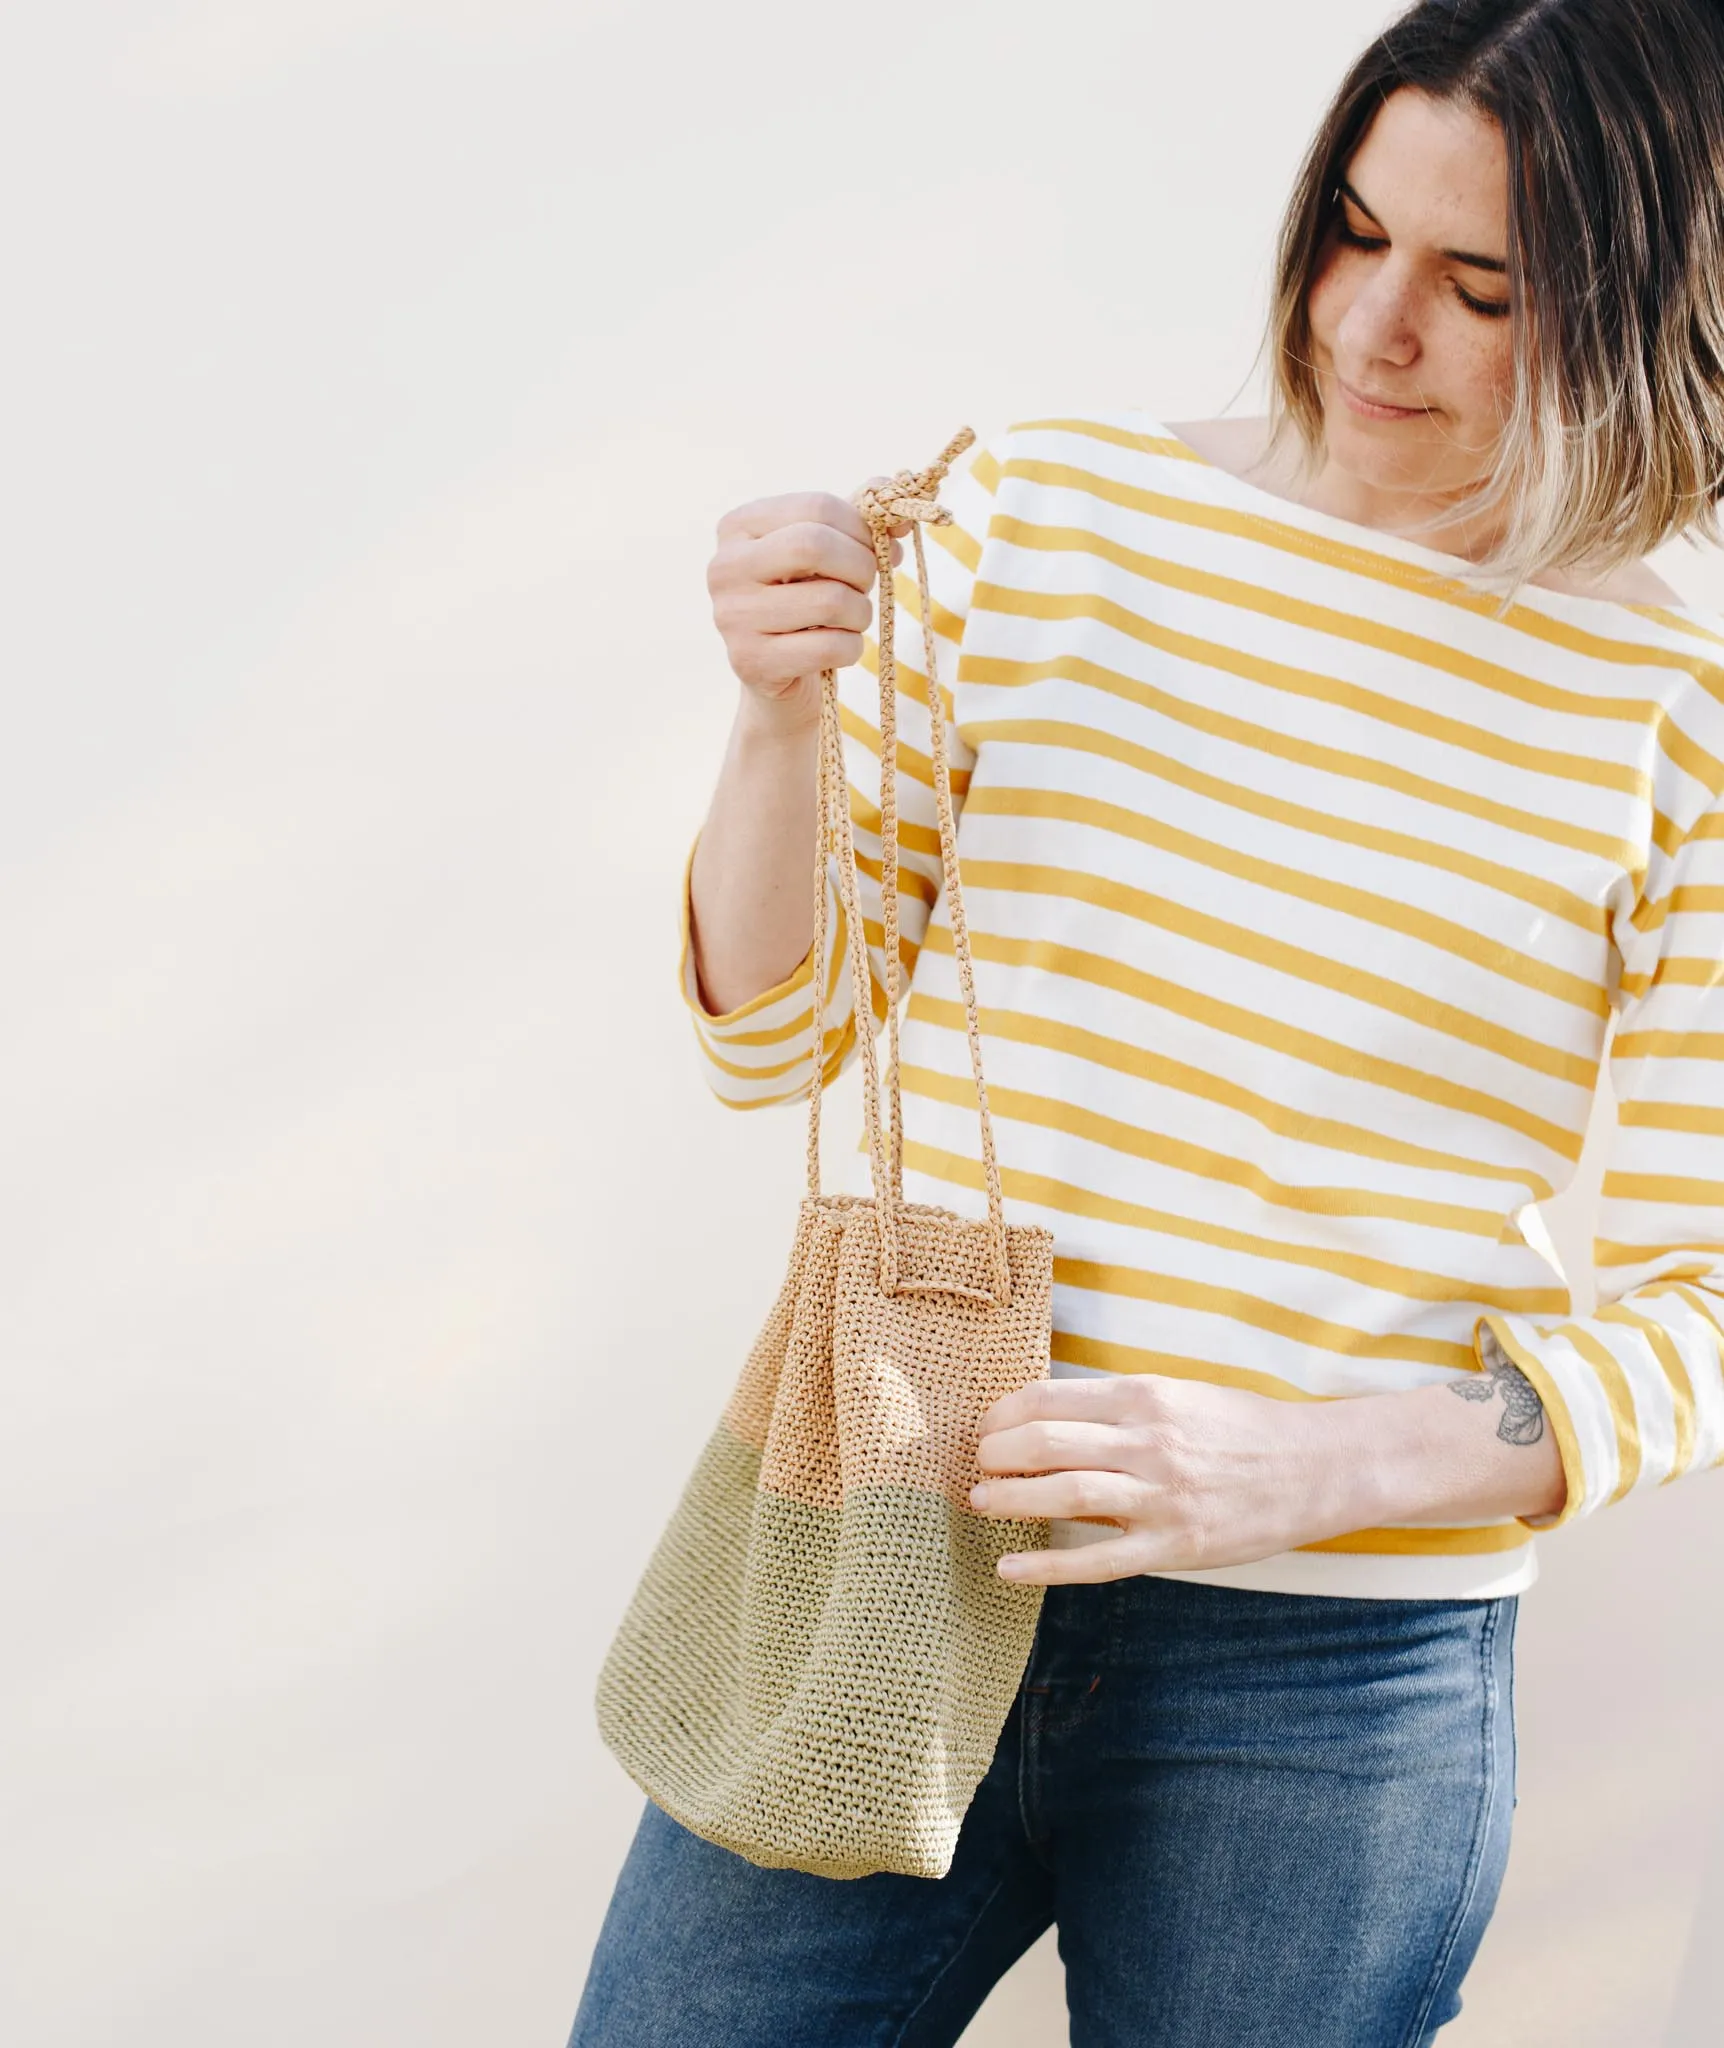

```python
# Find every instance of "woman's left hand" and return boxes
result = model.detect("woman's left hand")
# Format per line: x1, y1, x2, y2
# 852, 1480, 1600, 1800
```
971, 1374, 1370, 1584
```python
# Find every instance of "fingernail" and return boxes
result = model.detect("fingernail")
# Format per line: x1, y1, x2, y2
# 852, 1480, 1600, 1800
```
969, 1483, 989, 1508
998, 1556, 1025, 1579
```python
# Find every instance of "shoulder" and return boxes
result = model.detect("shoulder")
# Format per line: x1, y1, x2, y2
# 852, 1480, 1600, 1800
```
1532, 558, 1689, 605
1163, 414, 1295, 491
1164, 413, 1690, 607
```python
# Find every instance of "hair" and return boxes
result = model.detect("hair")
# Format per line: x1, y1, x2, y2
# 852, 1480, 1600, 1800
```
1258, 0, 1724, 606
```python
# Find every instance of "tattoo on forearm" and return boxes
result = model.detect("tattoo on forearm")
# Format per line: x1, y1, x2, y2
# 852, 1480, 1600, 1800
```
1448, 1327, 1548, 1446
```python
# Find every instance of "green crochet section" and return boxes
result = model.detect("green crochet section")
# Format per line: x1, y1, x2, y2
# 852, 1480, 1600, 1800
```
595, 1423, 1044, 1880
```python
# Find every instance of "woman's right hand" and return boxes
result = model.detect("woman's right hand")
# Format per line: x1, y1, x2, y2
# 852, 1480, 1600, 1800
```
706, 489, 903, 723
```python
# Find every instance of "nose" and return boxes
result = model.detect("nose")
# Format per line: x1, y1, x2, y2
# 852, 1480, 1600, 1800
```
1335, 261, 1422, 369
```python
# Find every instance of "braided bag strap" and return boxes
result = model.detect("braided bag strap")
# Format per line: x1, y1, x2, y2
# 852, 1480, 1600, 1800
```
802, 429, 1012, 1306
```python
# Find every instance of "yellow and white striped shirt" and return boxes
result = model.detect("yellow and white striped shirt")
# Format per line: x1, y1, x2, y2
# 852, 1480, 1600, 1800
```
679, 413, 1724, 1599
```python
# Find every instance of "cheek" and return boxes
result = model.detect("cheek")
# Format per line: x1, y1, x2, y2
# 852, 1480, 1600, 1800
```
1447, 325, 1515, 419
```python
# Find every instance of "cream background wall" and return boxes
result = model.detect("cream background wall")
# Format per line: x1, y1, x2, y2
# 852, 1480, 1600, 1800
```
3, 4, 1720, 2043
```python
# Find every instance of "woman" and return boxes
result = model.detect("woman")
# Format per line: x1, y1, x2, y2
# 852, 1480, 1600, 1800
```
574, 2, 1724, 2041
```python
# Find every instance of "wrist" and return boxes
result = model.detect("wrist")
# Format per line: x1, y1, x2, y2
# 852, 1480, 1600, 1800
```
734, 677, 822, 746
1309, 1380, 1569, 1533
1302, 1395, 1402, 1537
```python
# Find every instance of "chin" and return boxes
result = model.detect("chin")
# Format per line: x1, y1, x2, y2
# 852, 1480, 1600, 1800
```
1319, 395, 1439, 483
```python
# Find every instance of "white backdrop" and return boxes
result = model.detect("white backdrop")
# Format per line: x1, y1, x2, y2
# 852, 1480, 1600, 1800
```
3, 4, 1721, 2043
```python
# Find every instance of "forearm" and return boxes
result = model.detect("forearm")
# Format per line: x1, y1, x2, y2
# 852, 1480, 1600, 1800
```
1330, 1343, 1568, 1530
688, 687, 822, 1015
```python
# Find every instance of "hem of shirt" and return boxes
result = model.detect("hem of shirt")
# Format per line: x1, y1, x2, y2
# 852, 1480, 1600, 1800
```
1045, 1518, 1539, 1600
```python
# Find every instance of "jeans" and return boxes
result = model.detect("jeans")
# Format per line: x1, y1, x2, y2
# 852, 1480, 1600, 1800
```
571, 1573, 1518, 2047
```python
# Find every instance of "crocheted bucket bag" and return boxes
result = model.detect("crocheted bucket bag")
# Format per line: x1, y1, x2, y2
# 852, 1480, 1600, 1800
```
594, 431, 1056, 1881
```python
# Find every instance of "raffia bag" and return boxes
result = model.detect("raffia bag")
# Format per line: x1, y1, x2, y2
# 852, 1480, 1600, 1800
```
595, 431, 1055, 1881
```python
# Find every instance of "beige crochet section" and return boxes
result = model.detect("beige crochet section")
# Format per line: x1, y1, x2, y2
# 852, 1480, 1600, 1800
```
595, 432, 1055, 1880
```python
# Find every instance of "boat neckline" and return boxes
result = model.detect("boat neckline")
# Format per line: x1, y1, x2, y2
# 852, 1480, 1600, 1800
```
1140, 410, 1719, 628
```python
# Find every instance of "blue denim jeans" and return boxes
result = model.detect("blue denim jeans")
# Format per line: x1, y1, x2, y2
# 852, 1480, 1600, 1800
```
572, 1574, 1518, 2047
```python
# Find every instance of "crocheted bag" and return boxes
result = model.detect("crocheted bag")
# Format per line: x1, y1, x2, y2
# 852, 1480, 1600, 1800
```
595, 431, 1055, 1881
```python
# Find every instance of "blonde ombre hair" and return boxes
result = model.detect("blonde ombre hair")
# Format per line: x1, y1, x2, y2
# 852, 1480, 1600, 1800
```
1262, 0, 1724, 604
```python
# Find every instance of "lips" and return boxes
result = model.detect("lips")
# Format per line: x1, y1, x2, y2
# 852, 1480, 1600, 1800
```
1337, 377, 1427, 417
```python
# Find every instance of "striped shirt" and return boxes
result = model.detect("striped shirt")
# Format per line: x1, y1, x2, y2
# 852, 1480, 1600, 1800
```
679, 412, 1724, 1599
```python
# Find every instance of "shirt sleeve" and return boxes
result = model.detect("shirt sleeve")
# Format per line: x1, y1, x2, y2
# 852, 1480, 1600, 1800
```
1480, 794, 1724, 1527
677, 431, 1004, 1108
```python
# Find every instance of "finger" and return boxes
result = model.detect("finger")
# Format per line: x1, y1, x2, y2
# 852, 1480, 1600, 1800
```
719, 491, 873, 550
735, 627, 865, 685
744, 521, 880, 594
970, 1471, 1142, 1522
976, 1419, 1130, 1476
742, 579, 872, 635
997, 1537, 1147, 1585
979, 1376, 1137, 1437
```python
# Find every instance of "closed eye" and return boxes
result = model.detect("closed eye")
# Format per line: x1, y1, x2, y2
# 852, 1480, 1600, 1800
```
1333, 218, 1511, 321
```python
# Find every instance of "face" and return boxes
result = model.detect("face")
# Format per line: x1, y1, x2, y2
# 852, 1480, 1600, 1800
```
1305, 88, 1516, 508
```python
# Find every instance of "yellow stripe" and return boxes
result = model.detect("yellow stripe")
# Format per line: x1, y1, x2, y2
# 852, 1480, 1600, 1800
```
975, 575, 1652, 805
1641, 605, 1724, 651
1479, 1316, 1589, 1527
1613, 1029, 1724, 1060
716, 908, 852, 1047
1014, 419, 1207, 464
861, 638, 956, 730
960, 779, 1606, 1016
995, 496, 1704, 742
1557, 1323, 1643, 1502
1629, 883, 1724, 936
1616, 1099, 1724, 1137
900, 1098, 1561, 1310
851, 841, 939, 909
889, 566, 964, 652
1618, 954, 1724, 999
679, 907, 815, 1026
1601, 1170, 1724, 1206
1648, 955, 1724, 991
838, 699, 971, 797
1656, 1279, 1724, 1333
908, 992, 1555, 1197
932, 517, 982, 575
1012, 423, 1724, 703
1058, 1255, 1480, 1370
962, 647, 1629, 888
913, 1146, 1466, 1368
699, 1019, 850, 1085
1658, 1287, 1724, 1469
1297, 1522, 1534, 1558
959, 858, 1604, 1087
848, 781, 943, 863
903, 1060, 1534, 1245
1642, 1277, 1724, 1370
1595, 1245, 1719, 1273
708, 1017, 859, 1110
1049, 1327, 1319, 1401
916, 921, 1585, 1158
1598, 1303, 1697, 1482
962, 704, 1605, 937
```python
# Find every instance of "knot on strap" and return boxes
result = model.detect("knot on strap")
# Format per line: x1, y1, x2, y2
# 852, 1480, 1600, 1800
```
851, 427, 976, 543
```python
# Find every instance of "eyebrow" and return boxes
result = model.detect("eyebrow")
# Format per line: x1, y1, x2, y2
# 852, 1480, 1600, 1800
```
1336, 178, 1508, 274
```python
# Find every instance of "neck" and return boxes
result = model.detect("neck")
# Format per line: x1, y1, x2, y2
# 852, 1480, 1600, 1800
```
1298, 452, 1506, 566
